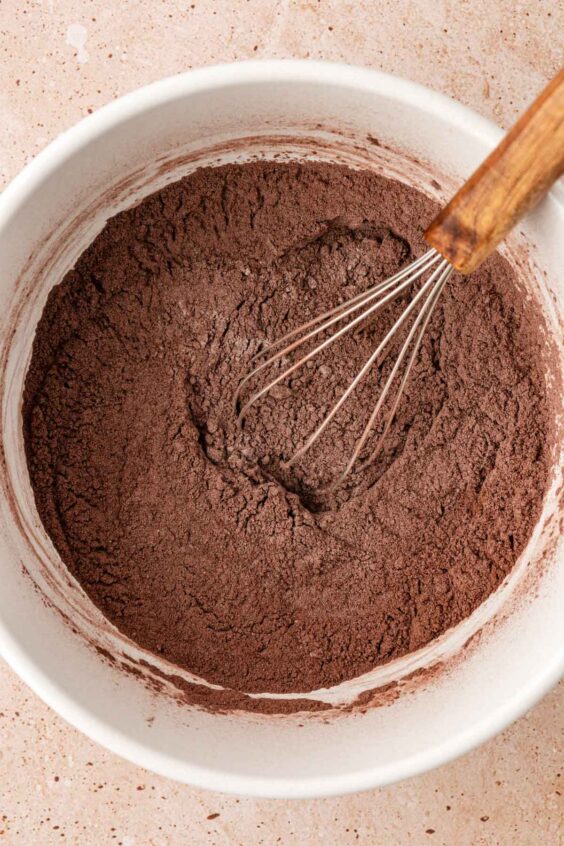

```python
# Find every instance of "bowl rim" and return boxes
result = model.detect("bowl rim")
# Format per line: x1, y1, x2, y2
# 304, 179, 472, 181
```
0, 58, 562, 799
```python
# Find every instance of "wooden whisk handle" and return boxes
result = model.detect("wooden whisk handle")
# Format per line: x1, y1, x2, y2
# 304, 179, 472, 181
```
425, 68, 564, 274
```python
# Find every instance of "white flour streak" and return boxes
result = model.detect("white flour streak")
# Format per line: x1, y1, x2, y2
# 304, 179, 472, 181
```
66, 24, 89, 64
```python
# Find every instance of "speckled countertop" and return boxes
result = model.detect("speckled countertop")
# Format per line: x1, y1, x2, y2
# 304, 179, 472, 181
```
0, 2, 562, 844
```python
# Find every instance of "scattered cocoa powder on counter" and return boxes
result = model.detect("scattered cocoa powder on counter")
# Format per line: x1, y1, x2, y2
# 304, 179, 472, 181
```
23, 161, 551, 704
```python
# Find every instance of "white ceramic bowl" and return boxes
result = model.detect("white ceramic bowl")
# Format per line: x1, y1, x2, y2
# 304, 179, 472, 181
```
0, 61, 562, 798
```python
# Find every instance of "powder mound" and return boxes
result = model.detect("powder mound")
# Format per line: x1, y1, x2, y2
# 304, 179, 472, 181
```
23, 162, 550, 698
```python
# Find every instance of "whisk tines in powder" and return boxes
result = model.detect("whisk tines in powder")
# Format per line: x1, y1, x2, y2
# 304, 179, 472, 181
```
233, 67, 564, 489
234, 248, 454, 488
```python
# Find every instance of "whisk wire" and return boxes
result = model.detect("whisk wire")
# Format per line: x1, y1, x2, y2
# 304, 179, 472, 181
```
248, 248, 440, 365
236, 249, 441, 423
334, 261, 452, 486
284, 258, 449, 470
234, 247, 454, 487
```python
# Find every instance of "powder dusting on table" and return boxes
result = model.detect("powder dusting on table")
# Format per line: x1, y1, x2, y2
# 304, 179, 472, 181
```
23, 162, 550, 705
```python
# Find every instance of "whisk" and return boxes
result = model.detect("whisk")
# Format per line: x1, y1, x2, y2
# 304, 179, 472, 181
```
235, 69, 564, 488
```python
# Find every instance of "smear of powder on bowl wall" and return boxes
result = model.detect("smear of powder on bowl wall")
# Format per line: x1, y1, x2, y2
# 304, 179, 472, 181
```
23, 162, 551, 708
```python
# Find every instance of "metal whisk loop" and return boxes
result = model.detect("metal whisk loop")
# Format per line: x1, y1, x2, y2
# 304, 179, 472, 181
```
235, 249, 441, 420
334, 261, 452, 486
235, 247, 453, 486
284, 257, 449, 471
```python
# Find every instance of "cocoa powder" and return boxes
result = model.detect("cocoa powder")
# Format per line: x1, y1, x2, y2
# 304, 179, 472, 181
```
23, 162, 550, 701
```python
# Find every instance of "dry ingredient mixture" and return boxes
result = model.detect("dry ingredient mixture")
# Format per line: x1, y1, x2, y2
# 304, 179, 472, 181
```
23, 161, 550, 702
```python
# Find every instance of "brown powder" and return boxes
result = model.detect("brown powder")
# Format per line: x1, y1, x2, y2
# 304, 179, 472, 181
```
23, 161, 550, 701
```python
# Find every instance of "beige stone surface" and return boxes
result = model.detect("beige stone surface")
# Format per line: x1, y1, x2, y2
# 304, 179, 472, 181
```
0, 1, 562, 843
